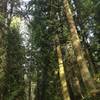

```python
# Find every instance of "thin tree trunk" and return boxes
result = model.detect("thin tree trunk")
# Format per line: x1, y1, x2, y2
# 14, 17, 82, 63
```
29, 79, 32, 100
63, 0, 96, 91
35, 73, 41, 100
40, 68, 47, 100
35, 67, 48, 100
55, 34, 71, 100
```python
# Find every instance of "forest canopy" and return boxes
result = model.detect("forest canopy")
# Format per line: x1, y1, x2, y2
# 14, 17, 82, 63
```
0, 0, 100, 100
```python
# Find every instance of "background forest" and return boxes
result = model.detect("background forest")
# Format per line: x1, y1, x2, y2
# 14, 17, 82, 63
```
0, 0, 100, 100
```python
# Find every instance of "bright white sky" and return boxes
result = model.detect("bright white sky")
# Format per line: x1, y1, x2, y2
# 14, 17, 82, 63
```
23, 0, 30, 2
20, 0, 31, 46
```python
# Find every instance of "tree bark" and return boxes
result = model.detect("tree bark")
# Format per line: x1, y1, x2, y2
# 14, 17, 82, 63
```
65, 39, 83, 99
73, 0, 96, 76
63, 0, 96, 91
55, 34, 71, 100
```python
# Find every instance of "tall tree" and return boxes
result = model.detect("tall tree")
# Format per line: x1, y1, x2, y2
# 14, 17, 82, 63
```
55, 34, 71, 100
3, 16, 25, 100
0, 0, 26, 99
63, 0, 96, 92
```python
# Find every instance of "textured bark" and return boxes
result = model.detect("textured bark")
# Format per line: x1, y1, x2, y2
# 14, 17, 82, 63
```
66, 39, 83, 99
73, 0, 96, 76
55, 34, 71, 100
63, 0, 96, 91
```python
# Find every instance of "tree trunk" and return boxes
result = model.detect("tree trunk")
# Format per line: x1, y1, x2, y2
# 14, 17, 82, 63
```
55, 34, 71, 100
40, 68, 47, 100
73, 0, 96, 76
35, 67, 48, 100
65, 39, 83, 99
29, 79, 32, 100
63, 0, 96, 91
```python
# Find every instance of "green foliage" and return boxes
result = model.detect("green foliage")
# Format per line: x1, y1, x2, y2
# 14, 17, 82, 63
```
0, 0, 100, 99
3, 23, 25, 99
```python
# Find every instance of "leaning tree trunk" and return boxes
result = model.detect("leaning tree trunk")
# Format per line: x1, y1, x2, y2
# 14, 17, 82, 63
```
73, 0, 96, 76
65, 38, 83, 99
63, 0, 96, 91
55, 34, 71, 100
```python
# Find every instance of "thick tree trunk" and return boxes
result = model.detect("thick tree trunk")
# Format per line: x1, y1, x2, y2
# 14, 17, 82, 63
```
66, 39, 83, 99
63, 0, 96, 91
55, 34, 71, 100
73, 0, 96, 76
